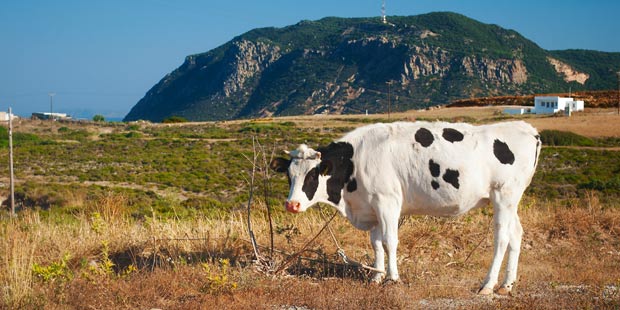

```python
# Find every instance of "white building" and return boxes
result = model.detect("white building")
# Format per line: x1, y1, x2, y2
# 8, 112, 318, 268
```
533, 96, 584, 114
31, 112, 71, 120
503, 96, 585, 115
503, 107, 534, 115
0, 112, 19, 121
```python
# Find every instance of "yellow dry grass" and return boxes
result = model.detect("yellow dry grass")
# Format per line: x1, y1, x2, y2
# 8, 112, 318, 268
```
1, 191, 619, 309
524, 110, 620, 137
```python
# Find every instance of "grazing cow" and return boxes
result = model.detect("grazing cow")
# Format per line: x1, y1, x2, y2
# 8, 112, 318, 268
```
270, 121, 541, 295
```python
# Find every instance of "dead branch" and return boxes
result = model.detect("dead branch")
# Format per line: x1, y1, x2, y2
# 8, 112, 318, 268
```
245, 136, 261, 261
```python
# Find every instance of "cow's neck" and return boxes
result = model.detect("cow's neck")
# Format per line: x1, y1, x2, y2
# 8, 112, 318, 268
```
316, 184, 347, 216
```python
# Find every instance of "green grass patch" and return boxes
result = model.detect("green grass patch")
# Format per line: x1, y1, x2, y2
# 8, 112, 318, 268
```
539, 130, 594, 147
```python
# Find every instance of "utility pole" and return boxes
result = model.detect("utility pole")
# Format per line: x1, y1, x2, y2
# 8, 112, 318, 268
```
381, 0, 387, 24
386, 80, 393, 120
48, 92, 55, 121
8, 108, 15, 217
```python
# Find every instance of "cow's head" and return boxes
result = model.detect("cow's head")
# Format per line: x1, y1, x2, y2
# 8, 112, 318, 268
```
270, 143, 354, 213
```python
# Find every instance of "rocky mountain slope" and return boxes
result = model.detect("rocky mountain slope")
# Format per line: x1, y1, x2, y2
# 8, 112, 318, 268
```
124, 12, 620, 122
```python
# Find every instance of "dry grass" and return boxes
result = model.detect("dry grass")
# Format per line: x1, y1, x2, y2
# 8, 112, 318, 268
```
1, 191, 619, 309
1, 220, 38, 308
525, 110, 620, 138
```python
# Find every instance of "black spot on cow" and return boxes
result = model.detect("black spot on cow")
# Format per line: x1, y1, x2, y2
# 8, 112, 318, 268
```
270, 157, 290, 173
347, 178, 357, 193
493, 139, 515, 165
415, 128, 434, 147
431, 180, 440, 190
429, 159, 441, 178
442, 128, 464, 143
317, 142, 355, 204
270, 157, 292, 185
442, 169, 460, 189
302, 167, 319, 200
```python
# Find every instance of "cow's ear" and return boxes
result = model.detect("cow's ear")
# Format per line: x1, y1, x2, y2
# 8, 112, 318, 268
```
319, 160, 333, 176
270, 157, 290, 173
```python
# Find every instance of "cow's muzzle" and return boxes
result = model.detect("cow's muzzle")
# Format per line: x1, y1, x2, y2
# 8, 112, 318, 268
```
285, 200, 301, 213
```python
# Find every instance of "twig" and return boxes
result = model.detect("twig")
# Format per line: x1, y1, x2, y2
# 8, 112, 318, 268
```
275, 211, 338, 273
461, 216, 492, 265
246, 137, 261, 260
319, 206, 385, 274
259, 140, 275, 257
152, 238, 209, 241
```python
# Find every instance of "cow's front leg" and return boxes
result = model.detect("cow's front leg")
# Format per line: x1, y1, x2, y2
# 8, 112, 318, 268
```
370, 226, 385, 283
379, 210, 401, 282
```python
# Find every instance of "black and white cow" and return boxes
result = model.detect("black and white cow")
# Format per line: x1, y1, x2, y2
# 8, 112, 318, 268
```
270, 121, 541, 295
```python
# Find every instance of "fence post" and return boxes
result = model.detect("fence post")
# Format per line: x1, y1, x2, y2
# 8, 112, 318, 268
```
8, 107, 15, 216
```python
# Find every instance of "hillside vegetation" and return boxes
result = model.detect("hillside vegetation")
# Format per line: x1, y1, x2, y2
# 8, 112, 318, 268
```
1, 110, 620, 308
124, 12, 620, 122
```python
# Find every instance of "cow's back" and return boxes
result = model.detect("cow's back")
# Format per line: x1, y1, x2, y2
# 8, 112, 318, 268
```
340, 121, 540, 217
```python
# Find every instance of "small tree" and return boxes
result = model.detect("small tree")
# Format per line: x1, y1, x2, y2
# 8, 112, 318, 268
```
93, 114, 105, 122
162, 116, 188, 123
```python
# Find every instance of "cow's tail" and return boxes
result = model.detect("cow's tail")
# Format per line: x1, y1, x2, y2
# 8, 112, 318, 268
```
533, 134, 542, 169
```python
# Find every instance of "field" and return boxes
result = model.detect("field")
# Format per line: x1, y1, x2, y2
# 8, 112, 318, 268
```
1, 107, 620, 309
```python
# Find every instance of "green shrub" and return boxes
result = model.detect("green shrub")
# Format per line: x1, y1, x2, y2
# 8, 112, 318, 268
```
0, 127, 41, 147
163, 116, 189, 123
92, 114, 105, 122
125, 131, 143, 138
539, 130, 594, 147
32, 253, 73, 283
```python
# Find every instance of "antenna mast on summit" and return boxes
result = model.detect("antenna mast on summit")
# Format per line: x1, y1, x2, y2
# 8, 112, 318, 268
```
381, 0, 387, 24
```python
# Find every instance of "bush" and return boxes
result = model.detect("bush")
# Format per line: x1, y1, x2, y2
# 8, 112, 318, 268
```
0, 127, 41, 147
539, 130, 594, 147
93, 115, 105, 122
163, 116, 189, 123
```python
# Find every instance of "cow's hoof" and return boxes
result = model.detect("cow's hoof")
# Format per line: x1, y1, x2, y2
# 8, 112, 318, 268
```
370, 274, 385, 284
497, 287, 512, 296
478, 287, 494, 295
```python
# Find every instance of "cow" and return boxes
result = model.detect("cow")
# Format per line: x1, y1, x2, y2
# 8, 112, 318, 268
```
270, 120, 541, 295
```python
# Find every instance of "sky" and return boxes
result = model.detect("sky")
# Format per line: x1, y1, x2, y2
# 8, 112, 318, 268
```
1, 0, 619, 120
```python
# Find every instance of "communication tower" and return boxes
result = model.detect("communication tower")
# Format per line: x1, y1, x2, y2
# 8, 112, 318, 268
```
381, 0, 387, 24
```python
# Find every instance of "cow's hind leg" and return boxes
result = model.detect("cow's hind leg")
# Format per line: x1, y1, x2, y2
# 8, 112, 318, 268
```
370, 226, 386, 283
479, 188, 523, 295
498, 213, 523, 295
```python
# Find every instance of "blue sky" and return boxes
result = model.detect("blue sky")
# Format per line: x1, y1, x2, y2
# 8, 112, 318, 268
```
1, 0, 619, 120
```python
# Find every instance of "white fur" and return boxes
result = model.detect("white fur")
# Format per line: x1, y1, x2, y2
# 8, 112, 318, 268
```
284, 121, 540, 293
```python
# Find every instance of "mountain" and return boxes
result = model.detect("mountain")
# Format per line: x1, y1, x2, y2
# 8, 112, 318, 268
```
124, 12, 620, 122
